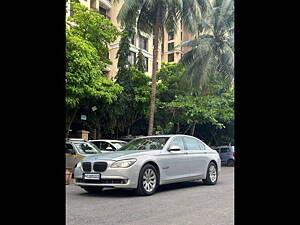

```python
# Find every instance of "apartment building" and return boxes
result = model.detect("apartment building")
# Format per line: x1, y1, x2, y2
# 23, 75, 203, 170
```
66, 0, 194, 79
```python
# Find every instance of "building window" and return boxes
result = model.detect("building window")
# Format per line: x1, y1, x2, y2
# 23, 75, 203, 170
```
131, 35, 135, 45
168, 42, 174, 51
128, 51, 136, 66
105, 52, 109, 59
70, 5, 74, 17
168, 53, 174, 62
168, 31, 174, 41
139, 35, 148, 51
99, 7, 107, 17
145, 57, 148, 72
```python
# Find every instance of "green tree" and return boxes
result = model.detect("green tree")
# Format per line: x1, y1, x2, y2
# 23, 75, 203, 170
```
115, 26, 135, 85
115, 67, 151, 136
179, 0, 234, 92
155, 63, 186, 133
66, 3, 122, 137
136, 49, 146, 73
116, 0, 211, 135
163, 90, 234, 136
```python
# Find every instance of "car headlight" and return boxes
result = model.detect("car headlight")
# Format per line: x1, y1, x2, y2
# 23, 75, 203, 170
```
111, 159, 137, 168
76, 162, 82, 168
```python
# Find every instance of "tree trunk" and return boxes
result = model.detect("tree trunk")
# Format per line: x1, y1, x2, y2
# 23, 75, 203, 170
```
190, 122, 196, 136
97, 121, 102, 139
66, 108, 78, 138
184, 124, 192, 134
176, 122, 180, 133
147, 5, 161, 136
209, 129, 218, 146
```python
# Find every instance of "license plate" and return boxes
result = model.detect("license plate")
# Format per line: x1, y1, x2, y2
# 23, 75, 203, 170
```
84, 173, 100, 180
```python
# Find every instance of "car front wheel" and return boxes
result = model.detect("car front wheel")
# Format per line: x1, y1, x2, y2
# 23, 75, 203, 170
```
202, 162, 218, 185
136, 164, 159, 196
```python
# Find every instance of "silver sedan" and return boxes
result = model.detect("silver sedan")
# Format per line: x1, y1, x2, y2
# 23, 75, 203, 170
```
74, 135, 221, 196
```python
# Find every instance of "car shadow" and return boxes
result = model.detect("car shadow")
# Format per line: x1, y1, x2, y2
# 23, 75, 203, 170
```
79, 188, 137, 198
78, 180, 220, 198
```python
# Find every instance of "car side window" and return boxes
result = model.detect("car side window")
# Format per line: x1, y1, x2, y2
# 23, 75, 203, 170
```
100, 142, 115, 151
92, 141, 101, 149
184, 137, 205, 150
220, 148, 229, 153
169, 137, 185, 150
65, 143, 74, 154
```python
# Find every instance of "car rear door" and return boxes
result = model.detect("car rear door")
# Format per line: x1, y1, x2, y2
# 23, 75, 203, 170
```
183, 137, 211, 177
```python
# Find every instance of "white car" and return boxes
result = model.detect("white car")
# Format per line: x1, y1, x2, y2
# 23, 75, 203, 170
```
88, 139, 127, 152
75, 135, 221, 196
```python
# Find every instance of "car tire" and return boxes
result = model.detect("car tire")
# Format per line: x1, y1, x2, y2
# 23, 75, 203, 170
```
227, 159, 234, 167
136, 164, 159, 196
81, 186, 104, 194
202, 162, 218, 185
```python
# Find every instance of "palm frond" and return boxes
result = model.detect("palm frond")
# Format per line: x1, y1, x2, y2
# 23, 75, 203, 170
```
117, 0, 143, 27
181, 0, 202, 33
179, 34, 214, 48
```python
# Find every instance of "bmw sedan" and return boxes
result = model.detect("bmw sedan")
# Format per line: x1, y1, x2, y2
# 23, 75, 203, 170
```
74, 135, 221, 196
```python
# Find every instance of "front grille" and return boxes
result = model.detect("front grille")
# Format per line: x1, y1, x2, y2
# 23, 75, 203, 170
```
82, 162, 91, 172
93, 162, 108, 172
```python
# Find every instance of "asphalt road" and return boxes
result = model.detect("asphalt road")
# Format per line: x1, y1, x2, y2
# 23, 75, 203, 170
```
66, 167, 234, 225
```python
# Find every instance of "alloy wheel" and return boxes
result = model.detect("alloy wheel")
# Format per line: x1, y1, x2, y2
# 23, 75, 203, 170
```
142, 168, 157, 193
209, 165, 217, 183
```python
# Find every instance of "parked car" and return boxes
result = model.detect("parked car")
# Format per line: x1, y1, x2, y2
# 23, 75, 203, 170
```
65, 140, 101, 171
74, 135, 221, 196
214, 146, 235, 166
88, 139, 127, 152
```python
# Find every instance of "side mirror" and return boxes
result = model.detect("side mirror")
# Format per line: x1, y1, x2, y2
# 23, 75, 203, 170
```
106, 147, 113, 150
168, 145, 181, 152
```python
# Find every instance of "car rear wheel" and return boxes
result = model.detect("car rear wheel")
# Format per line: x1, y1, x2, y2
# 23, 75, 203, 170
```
81, 186, 104, 194
136, 164, 159, 196
202, 162, 218, 185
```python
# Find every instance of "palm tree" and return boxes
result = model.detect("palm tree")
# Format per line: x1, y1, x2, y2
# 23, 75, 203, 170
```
116, 0, 211, 135
179, 0, 234, 93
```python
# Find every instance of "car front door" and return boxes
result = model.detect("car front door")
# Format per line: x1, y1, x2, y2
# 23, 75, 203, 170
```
183, 137, 211, 177
159, 137, 190, 180
65, 143, 77, 170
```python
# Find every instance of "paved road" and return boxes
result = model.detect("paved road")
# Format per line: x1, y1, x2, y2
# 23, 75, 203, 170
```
66, 167, 234, 225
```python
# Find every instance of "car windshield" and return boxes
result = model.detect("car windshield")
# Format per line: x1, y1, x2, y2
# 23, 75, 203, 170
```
74, 142, 100, 154
118, 137, 169, 151
111, 142, 127, 149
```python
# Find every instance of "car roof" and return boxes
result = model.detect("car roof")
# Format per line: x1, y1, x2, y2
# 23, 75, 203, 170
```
136, 134, 197, 138
215, 146, 234, 148
66, 141, 88, 144
89, 139, 127, 142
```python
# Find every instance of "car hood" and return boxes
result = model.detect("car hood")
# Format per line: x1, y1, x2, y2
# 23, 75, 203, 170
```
82, 150, 153, 161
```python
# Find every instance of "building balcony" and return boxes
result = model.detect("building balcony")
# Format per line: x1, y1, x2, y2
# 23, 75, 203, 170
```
99, 0, 112, 10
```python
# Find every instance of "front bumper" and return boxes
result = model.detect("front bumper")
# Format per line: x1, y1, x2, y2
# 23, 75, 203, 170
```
73, 160, 140, 189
